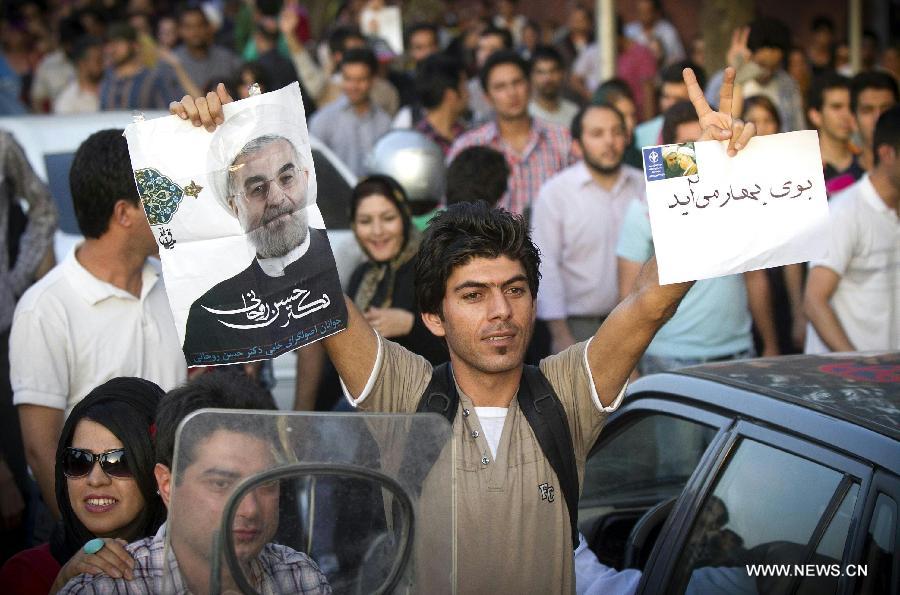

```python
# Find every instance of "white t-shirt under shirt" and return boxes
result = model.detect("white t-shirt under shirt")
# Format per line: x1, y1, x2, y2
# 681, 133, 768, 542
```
475, 406, 508, 458
805, 175, 900, 353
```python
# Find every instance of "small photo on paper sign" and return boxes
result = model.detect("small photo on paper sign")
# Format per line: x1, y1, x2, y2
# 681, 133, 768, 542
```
642, 142, 699, 182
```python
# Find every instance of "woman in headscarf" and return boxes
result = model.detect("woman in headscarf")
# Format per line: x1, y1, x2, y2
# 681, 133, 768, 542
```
347, 174, 446, 364
0, 378, 166, 594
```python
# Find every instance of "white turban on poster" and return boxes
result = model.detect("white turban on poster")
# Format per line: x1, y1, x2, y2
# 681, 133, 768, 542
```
124, 83, 347, 367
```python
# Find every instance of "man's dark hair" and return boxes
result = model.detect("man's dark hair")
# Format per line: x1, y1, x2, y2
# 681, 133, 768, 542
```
415, 202, 540, 316
71, 35, 103, 64
479, 25, 513, 50
107, 21, 138, 43
415, 53, 465, 109
70, 129, 140, 239
872, 105, 900, 167
176, 5, 208, 24
328, 26, 365, 55
811, 15, 835, 34
592, 77, 633, 104
661, 100, 699, 144
405, 22, 439, 48
340, 47, 378, 75
807, 72, 851, 113
747, 17, 790, 55
446, 147, 509, 207
155, 372, 277, 471
850, 71, 899, 113
571, 103, 625, 142
661, 60, 705, 90
529, 45, 564, 70
480, 49, 529, 92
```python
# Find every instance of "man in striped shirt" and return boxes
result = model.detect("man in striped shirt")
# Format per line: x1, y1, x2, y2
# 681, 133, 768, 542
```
99, 23, 179, 111
448, 50, 575, 219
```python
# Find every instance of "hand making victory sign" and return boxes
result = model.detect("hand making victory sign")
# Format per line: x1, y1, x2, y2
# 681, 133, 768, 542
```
684, 66, 757, 156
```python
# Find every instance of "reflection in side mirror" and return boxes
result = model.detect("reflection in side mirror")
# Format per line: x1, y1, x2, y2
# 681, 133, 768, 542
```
211, 463, 415, 595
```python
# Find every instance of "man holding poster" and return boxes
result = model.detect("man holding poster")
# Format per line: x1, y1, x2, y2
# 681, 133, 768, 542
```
172, 68, 754, 593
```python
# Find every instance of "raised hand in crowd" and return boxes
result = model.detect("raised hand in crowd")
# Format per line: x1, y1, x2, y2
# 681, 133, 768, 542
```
685, 66, 756, 155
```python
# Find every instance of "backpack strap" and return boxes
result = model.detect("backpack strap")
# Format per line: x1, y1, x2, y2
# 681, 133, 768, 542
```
517, 365, 580, 550
416, 362, 458, 425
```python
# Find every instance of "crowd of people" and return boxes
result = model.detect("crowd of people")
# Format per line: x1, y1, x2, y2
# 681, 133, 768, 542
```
0, 0, 898, 593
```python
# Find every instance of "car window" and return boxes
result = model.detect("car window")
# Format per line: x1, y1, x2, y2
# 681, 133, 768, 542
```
854, 493, 896, 594
311, 149, 351, 230
671, 438, 858, 595
580, 414, 717, 509
797, 483, 860, 595
44, 152, 79, 234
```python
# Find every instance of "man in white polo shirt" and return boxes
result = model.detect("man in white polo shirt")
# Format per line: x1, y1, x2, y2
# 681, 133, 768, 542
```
10, 130, 186, 518
804, 106, 900, 353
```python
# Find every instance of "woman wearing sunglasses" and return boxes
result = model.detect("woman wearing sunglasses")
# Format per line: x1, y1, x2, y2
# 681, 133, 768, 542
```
0, 377, 165, 594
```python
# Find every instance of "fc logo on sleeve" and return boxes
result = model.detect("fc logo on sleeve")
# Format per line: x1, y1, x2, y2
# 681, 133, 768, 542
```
538, 483, 555, 503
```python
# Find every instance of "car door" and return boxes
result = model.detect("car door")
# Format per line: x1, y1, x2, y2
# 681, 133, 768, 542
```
642, 420, 872, 595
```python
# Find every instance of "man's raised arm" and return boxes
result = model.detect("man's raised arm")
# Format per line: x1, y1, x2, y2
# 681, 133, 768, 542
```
586, 67, 757, 405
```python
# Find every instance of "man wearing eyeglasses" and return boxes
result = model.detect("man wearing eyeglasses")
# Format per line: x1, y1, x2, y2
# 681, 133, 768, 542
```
181, 112, 346, 363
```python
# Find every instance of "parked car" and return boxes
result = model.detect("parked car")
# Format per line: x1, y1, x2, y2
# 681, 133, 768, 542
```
0, 112, 363, 408
579, 352, 898, 594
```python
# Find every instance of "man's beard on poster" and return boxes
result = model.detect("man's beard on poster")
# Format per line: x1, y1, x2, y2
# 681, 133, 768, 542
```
248, 203, 309, 259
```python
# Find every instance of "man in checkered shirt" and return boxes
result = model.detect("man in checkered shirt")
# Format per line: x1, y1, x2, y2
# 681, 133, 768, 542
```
59, 374, 331, 595
448, 50, 575, 219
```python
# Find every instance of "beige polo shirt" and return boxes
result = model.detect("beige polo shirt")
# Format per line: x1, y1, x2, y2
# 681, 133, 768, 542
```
345, 333, 624, 594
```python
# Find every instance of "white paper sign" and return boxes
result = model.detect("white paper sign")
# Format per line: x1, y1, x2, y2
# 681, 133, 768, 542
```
360, 6, 404, 55
124, 83, 347, 367
641, 130, 830, 285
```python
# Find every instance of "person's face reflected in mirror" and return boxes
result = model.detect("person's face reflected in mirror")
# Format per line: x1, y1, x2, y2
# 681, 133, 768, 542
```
166, 430, 279, 587
229, 138, 310, 258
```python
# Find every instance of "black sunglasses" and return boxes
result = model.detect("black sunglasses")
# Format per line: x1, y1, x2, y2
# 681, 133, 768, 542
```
62, 447, 132, 479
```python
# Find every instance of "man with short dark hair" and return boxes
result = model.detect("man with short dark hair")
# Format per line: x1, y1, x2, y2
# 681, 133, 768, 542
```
173, 7, 242, 92
405, 23, 440, 65
446, 146, 509, 206
11, 130, 186, 518
310, 48, 392, 176
467, 26, 514, 124
804, 106, 900, 353
850, 71, 899, 171
410, 53, 469, 154
448, 50, 574, 216
99, 23, 180, 110
808, 73, 863, 191
60, 373, 331, 594
634, 60, 705, 148
528, 45, 579, 127
532, 104, 645, 353
53, 36, 104, 114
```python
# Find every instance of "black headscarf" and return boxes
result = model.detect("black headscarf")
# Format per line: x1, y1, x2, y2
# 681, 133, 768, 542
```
49, 378, 166, 565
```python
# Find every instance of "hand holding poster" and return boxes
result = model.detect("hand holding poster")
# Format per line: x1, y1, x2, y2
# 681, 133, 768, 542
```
641, 130, 830, 285
124, 83, 347, 367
